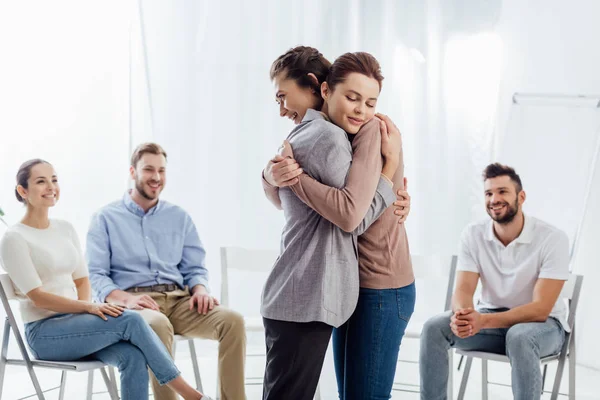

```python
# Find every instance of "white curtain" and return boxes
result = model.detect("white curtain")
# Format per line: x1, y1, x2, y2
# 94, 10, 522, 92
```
0, 0, 133, 363
0, 1, 132, 243
130, 0, 506, 292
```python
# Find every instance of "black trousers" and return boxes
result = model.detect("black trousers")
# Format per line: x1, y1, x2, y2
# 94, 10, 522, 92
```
262, 317, 333, 400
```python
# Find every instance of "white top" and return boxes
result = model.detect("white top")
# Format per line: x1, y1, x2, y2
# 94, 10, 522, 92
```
457, 215, 570, 331
0, 219, 88, 323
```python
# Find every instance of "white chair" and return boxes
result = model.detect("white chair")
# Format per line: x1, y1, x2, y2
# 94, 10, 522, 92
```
220, 246, 322, 400
173, 335, 204, 392
456, 274, 584, 400
0, 273, 118, 400
392, 254, 457, 398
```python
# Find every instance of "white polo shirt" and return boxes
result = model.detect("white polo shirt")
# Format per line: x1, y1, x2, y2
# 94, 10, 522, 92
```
457, 215, 570, 331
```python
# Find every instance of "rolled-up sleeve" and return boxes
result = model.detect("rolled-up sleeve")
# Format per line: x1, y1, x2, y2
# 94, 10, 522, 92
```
86, 213, 120, 302
178, 215, 210, 292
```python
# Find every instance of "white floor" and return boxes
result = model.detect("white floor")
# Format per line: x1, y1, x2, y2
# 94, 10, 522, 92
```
1, 336, 599, 400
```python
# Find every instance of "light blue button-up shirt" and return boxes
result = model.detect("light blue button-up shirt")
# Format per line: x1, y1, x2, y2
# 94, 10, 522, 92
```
86, 193, 209, 302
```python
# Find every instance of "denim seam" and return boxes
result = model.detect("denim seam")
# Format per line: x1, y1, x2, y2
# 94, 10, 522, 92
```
527, 319, 564, 356
367, 291, 384, 398
113, 351, 131, 400
36, 331, 125, 340
397, 289, 411, 322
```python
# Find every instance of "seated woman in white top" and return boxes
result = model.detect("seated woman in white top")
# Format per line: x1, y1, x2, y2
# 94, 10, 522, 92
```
0, 159, 212, 400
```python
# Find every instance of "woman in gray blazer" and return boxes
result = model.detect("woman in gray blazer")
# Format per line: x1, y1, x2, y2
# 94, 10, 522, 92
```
260, 48, 402, 400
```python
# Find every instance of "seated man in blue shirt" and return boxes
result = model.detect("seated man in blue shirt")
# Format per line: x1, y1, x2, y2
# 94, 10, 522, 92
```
87, 143, 245, 400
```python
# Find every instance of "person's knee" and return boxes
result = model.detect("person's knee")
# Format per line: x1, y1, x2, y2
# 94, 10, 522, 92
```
121, 310, 153, 330
506, 325, 537, 357
422, 311, 452, 341
145, 312, 174, 340
135, 310, 174, 351
219, 308, 246, 340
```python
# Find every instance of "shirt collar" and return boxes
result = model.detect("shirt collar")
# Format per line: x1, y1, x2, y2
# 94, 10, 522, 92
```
123, 191, 161, 217
485, 213, 533, 244
514, 214, 534, 244
301, 108, 329, 123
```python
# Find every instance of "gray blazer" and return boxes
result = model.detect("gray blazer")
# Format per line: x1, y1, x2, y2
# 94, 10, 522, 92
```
261, 110, 395, 327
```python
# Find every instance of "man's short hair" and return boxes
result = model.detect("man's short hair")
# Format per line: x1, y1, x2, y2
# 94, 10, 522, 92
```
130, 143, 167, 168
482, 163, 523, 193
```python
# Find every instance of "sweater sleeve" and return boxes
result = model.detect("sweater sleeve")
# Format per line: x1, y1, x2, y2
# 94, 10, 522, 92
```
290, 118, 395, 232
261, 171, 283, 210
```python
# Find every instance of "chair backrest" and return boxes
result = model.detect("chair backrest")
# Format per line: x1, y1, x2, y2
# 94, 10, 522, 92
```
0, 272, 36, 366
0, 273, 16, 301
562, 274, 584, 331
410, 254, 457, 312
220, 246, 279, 310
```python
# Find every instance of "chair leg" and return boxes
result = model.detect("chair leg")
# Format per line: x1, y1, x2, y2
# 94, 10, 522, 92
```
541, 364, 548, 394
101, 367, 120, 400
457, 354, 464, 371
447, 349, 454, 400
482, 359, 488, 400
0, 320, 9, 400
25, 362, 45, 399
188, 340, 204, 393
58, 371, 67, 400
0, 360, 4, 400
550, 357, 568, 400
4, 317, 45, 398
569, 330, 576, 400
86, 370, 94, 400
457, 356, 472, 400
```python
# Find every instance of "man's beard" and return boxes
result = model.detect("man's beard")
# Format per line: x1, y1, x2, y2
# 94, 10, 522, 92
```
487, 197, 519, 224
135, 179, 159, 201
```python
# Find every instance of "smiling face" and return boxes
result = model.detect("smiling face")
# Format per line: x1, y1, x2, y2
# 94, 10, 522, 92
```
17, 163, 60, 209
130, 153, 166, 201
273, 71, 322, 124
484, 175, 525, 224
321, 72, 380, 134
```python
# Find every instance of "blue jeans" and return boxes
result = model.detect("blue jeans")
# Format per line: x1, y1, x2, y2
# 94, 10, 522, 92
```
420, 309, 566, 400
333, 283, 416, 400
25, 310, 180, 400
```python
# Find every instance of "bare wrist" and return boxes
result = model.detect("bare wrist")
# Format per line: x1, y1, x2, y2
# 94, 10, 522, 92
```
192, 284, 207, 295
384, 155, 399, 167
80, 301, 92, 313
262, 170, 276, 187
481, 313, 492, 329
382, 162, 397, 181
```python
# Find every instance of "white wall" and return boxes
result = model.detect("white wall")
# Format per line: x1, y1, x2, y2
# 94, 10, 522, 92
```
131, 0, 449, 294
494, 0, 600, 369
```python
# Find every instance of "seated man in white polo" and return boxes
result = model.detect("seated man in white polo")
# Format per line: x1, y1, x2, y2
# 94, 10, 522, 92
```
419, 163, 570, 400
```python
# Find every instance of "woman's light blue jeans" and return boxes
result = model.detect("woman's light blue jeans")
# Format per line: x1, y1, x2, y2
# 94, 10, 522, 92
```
25, 310, 180, 400
333, 283, 416, 400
